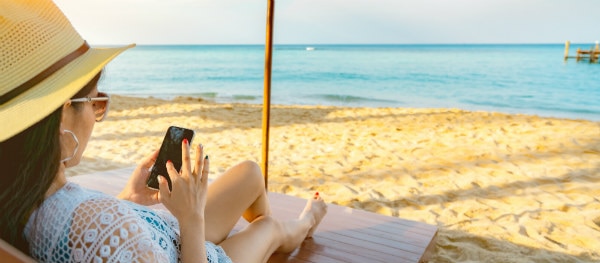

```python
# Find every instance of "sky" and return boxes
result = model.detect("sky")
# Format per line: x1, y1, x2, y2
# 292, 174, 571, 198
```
54, 0, 600, 45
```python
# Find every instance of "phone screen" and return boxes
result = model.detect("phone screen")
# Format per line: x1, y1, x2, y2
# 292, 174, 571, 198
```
146, 126, 195, 190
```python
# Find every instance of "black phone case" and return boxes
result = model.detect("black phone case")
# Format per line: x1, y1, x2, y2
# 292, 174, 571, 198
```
146, 126, 195, 190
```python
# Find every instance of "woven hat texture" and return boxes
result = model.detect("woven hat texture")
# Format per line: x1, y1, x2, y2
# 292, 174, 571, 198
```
0, 0, 133, 141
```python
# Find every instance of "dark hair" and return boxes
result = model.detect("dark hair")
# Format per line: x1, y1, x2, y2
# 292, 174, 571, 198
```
0, 72, 101, 254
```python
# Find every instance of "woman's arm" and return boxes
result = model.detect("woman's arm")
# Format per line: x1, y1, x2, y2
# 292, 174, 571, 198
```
158, 142, 209, 263
178, 212, 207, 263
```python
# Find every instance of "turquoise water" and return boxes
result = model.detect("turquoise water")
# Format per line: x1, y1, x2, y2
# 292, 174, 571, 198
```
101, 44, 600, 121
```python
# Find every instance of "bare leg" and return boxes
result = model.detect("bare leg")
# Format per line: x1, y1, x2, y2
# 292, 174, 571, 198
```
220, 194, 327, 263
204, 160, 271, 243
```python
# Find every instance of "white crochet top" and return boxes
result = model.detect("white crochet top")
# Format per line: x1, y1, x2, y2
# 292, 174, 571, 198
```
24, 182, 232, 263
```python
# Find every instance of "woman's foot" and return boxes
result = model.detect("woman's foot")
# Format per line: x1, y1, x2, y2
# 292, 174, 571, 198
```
299, 192, 327, 238
276, 192, 328, 253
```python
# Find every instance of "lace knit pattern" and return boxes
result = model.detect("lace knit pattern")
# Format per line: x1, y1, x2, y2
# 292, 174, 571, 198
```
24, 182, 232, 263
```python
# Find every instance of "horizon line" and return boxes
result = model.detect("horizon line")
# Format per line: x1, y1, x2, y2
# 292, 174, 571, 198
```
93, 42, 598, 47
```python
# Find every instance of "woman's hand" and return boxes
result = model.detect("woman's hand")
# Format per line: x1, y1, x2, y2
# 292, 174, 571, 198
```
159, 140, 209, 263
158, 140, 208, 223
117, 149, 160, 206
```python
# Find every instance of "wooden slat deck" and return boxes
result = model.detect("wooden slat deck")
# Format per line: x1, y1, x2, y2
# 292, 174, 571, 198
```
69, 167, 438, 263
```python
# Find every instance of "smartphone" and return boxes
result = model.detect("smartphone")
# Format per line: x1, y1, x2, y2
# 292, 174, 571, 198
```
146, 126, 195, 191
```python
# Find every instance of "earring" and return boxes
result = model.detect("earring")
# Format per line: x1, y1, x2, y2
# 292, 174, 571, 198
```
61, 129, 79, 163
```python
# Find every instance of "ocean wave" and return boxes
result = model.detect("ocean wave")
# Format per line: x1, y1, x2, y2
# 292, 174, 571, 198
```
461, 99, 512, 109
307, 94, 400, 104
461, 98, 600, 119
232, 95, 258, 100
193, 92, 218, 98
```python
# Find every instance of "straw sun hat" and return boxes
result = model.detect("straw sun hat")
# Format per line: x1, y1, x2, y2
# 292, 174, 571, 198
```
0, 0, 134, 142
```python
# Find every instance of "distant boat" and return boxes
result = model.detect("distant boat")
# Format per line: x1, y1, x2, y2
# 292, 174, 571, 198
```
305, 47, 315, 51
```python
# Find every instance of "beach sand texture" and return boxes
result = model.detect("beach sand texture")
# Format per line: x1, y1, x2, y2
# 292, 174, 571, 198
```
67, 95, 600, 262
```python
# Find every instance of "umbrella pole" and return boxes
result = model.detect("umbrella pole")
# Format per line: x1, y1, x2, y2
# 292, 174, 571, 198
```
262, 0, 275, 191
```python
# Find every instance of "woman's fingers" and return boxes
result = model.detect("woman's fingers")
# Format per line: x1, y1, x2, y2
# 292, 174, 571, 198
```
181, 139, 192, 178
160, 140, 206, 195
157, 175, 170, 203
193, 144, 204, 179
140, 149, 159, 170
164, 159, 182, 192
200, 155, 209, 188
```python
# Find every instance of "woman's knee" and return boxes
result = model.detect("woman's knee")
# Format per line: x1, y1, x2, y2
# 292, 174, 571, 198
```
235, 160, 265, 188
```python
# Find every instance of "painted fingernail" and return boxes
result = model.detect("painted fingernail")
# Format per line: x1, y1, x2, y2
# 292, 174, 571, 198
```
183, 139, 188, 145
204, 155, 209, 160
167, 160, 172, 164
315, 192, 319, 196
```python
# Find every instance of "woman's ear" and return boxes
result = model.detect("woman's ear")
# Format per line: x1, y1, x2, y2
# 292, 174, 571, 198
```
61, 102, 72, 125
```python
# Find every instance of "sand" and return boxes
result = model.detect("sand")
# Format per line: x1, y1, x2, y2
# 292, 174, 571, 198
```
67, 95, 600, 262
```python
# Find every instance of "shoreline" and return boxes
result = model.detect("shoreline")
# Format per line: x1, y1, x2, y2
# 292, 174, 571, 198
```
107, 93, 600, 122
70, 95, 600, 262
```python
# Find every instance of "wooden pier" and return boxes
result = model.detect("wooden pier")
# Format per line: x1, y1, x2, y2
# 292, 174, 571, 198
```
564, 41, 600, 63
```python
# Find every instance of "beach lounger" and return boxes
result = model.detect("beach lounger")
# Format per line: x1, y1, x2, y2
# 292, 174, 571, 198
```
1, 167, 438, 263
0, 239, 36, 263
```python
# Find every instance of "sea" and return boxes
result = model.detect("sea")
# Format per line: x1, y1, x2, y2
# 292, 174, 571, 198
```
101, 44, 600, 121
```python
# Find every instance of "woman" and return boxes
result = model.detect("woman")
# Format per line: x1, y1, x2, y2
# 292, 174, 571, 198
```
0, 1, 327, 262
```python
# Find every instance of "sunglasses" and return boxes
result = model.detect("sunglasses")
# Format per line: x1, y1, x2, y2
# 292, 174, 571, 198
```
69, 92, 110, 122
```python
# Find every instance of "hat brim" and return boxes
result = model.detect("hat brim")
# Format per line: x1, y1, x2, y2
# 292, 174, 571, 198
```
0, 44, 135, 142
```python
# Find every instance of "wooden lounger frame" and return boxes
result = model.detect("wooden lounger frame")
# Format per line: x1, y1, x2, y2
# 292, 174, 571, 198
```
1, 167, 437, 262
